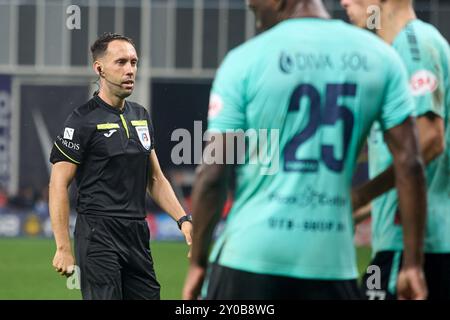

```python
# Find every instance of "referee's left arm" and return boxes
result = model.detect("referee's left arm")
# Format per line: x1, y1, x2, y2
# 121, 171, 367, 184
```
147, 150, 193, 248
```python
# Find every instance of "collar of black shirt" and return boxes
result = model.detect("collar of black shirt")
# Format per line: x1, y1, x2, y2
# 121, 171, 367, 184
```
94, 95, 128, 114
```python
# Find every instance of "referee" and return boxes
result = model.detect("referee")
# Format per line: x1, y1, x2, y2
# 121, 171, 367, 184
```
49, 33, 193, 300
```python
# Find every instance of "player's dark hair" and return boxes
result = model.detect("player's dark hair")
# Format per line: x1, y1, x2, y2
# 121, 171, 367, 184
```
90, 32, 136, 61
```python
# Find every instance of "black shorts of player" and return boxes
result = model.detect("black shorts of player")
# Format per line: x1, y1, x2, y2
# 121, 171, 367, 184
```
361, 250, 450, 300
74, 213, 160, 300
204, 264, 362, 300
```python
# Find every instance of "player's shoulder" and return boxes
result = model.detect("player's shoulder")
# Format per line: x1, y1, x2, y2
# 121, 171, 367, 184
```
413, 19, 447, 41
395, 20, 449, 69
219, 38, 259, 71
333, 22, 406, 81
338, 21, 399, 57
419, 20, 450, 54
347, 27, 404, 74
398, 20, 448, 51
234, 19, 396, 59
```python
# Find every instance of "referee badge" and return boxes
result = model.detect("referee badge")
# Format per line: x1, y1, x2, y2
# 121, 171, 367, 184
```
136, 126, 151, 150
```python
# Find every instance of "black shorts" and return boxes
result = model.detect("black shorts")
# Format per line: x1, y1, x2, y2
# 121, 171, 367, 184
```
74, 214, 160, 300
360, 251, 402, 300
204, 264, 362, 300
360, 251, 450, 300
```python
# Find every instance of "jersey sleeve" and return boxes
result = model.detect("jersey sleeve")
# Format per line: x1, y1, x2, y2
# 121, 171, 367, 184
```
207, 49, 248, 132
49, 111, 88, 165
379, 50, 415, 132
404, 43, 445, 118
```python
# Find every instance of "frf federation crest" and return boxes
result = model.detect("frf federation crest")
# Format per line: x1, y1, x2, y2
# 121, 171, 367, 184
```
136, 126, 151, 150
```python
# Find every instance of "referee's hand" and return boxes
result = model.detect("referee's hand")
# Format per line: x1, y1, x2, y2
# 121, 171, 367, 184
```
52, 248, 75, 277
181, 222, 193, 258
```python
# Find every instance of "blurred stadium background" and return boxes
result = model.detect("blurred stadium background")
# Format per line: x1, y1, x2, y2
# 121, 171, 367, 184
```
0, 0, 448, 299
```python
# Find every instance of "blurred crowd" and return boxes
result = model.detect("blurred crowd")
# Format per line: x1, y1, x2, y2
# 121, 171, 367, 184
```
0, 171, 232, 218
0, 186, 51, 218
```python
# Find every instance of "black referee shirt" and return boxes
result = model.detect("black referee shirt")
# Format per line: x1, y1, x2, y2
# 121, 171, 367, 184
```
50, 95, 155, 218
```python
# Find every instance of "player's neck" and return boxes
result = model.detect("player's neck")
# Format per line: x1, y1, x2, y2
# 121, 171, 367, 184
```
377, 6, 416, 44
285, 0, 330, 20
98, 90, 126, 111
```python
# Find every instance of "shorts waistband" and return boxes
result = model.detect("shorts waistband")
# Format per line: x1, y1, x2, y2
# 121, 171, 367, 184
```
77, 212, 146, 221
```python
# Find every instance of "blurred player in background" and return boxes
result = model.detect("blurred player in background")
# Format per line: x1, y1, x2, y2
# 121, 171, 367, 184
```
183, 0, 427, 300
342, 0, 450, 300
49, 33, 192, 300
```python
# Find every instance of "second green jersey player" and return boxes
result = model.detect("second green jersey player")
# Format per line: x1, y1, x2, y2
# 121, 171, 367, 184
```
183, 0, 427, 300
342, 0, 450, 300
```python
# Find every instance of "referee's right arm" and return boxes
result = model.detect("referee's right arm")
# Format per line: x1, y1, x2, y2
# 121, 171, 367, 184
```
49, 161, 77, 277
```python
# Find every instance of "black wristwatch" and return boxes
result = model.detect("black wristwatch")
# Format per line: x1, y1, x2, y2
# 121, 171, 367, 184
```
177, 215, 192, 230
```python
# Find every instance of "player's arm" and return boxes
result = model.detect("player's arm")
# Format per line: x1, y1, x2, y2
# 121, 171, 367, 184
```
353, 42, 446, 213
49, 161, 77, 276
183, 134, 231, 300
183, 48, 245, 300
352, 203, 372, 225
385, 117, 427, 266
352, 113, 444, 212
147, 150, 192, 247
416, 112, 445, 160
384, 117, 427, 299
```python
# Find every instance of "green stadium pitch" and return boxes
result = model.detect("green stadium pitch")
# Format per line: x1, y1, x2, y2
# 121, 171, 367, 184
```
0, 239, 372, 300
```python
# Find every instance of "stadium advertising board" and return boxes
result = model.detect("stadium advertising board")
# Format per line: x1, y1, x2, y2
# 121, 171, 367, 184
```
0, 212, 229, 242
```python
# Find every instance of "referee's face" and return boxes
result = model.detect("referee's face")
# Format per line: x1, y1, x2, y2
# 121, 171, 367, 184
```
99, 40, 138, 99
341, 0, 380, 29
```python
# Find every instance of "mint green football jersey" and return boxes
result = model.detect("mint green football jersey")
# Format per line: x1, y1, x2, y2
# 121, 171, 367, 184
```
207, 18, 414, 280
369, 20, 450, 254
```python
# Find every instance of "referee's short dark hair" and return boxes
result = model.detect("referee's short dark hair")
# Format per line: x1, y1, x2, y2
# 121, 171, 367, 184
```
90, 32, 136, 61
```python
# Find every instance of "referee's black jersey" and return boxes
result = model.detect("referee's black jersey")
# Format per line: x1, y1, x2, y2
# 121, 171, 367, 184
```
50, 95, 155, 219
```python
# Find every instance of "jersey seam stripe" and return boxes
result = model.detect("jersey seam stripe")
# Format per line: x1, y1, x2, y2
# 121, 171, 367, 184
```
54, 142, 81, 164
120, 115, 130, 138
